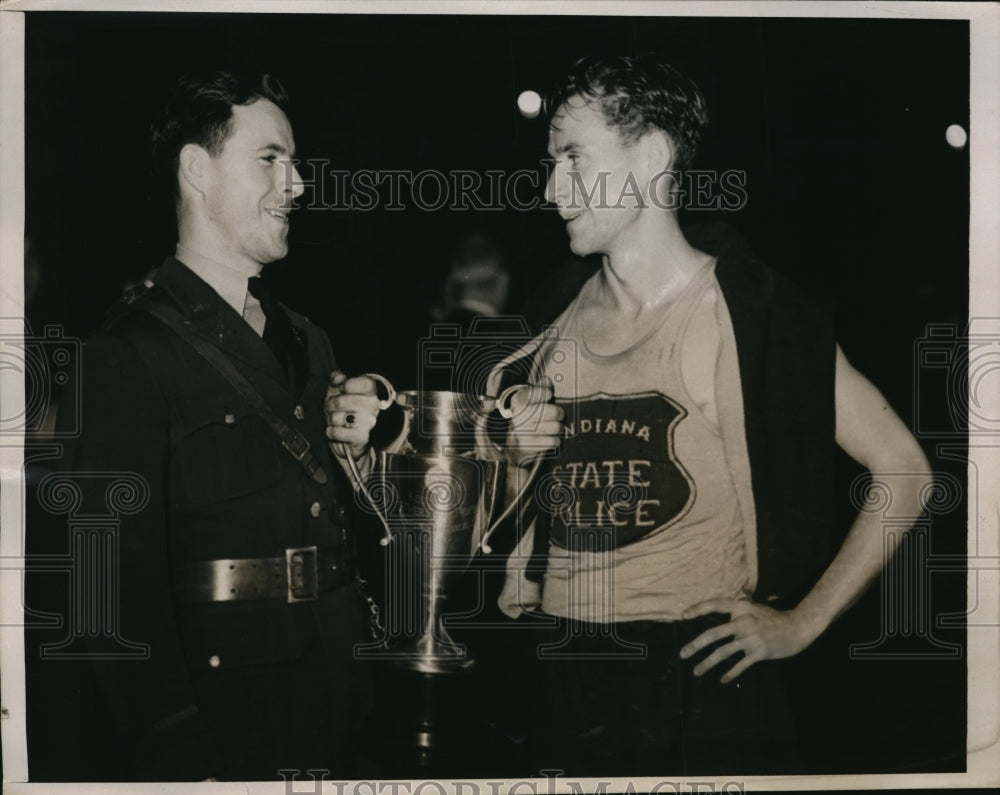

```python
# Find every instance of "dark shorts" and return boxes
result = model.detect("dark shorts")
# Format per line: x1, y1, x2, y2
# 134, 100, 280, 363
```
530, 613, 801, 777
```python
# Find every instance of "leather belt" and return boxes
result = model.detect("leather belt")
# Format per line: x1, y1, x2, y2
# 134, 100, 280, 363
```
172, 546, 354, 604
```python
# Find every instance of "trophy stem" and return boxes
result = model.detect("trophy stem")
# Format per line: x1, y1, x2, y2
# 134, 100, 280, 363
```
390, 614, 475, 674
366, 664, 483, 777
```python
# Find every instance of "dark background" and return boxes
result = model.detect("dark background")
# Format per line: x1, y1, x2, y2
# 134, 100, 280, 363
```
22, 10, 970, 778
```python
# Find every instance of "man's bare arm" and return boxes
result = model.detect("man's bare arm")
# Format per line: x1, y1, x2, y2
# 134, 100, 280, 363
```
681, 345, 933, 682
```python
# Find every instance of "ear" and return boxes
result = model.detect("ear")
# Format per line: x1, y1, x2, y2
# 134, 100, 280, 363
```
642, 128, 675, 176
640, 130, 680, 208
178, 142, 211, 198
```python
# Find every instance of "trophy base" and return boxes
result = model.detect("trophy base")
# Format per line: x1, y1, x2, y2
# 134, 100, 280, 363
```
389, 636, 476, 674
364, 664, 499, 778
393, 655, 475, 675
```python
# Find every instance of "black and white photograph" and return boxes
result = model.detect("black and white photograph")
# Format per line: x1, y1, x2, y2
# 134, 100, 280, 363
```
1, 1, 996, 791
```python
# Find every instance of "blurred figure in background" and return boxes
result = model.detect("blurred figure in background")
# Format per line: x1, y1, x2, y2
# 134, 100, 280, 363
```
432, 230, 511, 324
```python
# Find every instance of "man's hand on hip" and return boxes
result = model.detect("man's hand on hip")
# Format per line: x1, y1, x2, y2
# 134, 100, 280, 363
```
679, 598, 823, 683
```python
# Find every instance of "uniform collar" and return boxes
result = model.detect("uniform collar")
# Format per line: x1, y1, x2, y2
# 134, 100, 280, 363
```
174, 243, 257, 317
153, 256, 310, 398
154, 255, 237, 320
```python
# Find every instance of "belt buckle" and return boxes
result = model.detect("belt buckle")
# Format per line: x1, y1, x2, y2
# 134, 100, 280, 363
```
286, 545, 319, 602
282, 431, 311, 462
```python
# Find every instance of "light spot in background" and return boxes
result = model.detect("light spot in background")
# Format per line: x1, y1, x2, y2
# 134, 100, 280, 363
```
517, 90, 542, 119
945, 124, 967, 149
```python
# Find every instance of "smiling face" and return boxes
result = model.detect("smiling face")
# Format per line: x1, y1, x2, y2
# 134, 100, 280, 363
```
198, 99, 304, 272
544, 95, 659, 261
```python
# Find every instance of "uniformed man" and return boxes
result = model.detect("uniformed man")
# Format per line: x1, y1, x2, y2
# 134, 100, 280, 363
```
51, 72, 381, 781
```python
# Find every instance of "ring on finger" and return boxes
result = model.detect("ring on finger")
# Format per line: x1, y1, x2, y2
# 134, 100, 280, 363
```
344, 413, 356, 428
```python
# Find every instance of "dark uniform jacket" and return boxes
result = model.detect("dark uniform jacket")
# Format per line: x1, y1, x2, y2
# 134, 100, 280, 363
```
52, 257, 371, 781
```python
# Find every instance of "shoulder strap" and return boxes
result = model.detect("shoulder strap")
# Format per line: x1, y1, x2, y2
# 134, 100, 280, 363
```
141, 301, 328, 486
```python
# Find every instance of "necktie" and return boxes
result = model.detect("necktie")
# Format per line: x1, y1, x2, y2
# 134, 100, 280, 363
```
243, 280, 267, 337
245, 278, 308, 395
246, 276, 291, 364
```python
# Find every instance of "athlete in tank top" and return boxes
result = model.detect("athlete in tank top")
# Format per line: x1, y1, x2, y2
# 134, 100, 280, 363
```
500, 259, 764, 622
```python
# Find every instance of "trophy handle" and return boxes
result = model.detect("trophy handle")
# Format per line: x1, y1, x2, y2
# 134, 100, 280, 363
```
475, 382, 545, 555
478, 454, 543, 555
361, 372, 397, 410
339, 373, 398, 547
492, 383, 524, 419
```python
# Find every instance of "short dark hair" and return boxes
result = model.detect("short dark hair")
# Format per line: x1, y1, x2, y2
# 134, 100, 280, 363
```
545, 54, 708, 172
151, 72, 290, 201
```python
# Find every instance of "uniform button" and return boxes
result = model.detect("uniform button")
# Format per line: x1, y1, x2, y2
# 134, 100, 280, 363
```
310, 501, 321, 518
208, 655, 221, 668
224, 413, 235, 424
144, 279, 154, 288
294, 405, 305, 421
338, 506, 346, 519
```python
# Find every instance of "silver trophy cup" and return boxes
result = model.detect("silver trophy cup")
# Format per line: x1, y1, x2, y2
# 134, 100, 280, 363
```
349, 379, 540, 674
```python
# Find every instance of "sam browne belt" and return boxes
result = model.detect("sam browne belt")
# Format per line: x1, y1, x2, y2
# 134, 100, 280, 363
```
172, 546, 353, 604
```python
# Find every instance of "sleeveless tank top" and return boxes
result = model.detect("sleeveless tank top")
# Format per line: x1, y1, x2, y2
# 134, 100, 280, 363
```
532, 261, 753, 622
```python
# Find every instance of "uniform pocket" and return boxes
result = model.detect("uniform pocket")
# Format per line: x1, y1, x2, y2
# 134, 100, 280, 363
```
177, 411, 283, 505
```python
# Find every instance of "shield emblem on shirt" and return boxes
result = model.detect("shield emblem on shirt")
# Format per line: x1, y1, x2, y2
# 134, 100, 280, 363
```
541, 393, 694, 550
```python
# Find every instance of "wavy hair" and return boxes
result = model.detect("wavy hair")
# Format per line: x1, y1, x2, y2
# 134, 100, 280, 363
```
151, 72, 290, 201
545, 54, 708, 172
